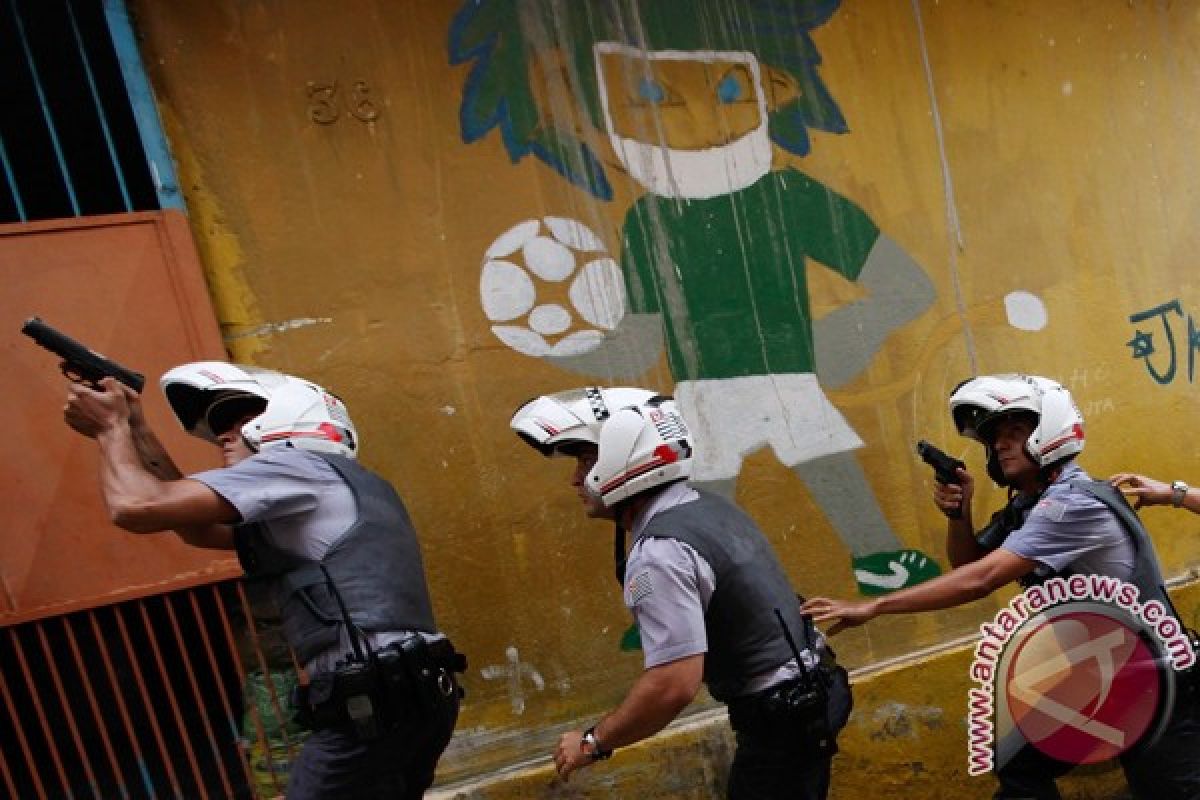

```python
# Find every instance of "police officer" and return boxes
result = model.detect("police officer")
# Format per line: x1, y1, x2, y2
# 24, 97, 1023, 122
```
63, 362, 463, 800
511, 387, 851, 799
802, 373, 1200, 799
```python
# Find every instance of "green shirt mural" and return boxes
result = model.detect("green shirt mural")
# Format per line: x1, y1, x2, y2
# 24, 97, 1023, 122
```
623, 169, 878, 381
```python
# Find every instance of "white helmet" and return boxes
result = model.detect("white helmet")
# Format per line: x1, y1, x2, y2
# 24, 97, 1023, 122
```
949, 373, 1083, 483
159, 361, 358, 459
510, 386, 693, 507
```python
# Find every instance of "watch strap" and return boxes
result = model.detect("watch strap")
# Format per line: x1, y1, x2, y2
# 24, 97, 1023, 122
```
582, 725, 613, 761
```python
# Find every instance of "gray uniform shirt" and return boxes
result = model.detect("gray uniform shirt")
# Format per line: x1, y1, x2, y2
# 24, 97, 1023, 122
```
193, 447, 409, 674
625, 482, 809, 695
624, 482, 714, 668
1001, 462, 1136, 580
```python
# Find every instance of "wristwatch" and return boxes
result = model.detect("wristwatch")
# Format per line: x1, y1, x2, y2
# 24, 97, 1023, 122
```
1171, 480, 1189, 508
581, 725, 613, 761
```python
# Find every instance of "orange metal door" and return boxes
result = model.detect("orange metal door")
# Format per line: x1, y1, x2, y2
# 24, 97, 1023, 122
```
1, 209, 240, 627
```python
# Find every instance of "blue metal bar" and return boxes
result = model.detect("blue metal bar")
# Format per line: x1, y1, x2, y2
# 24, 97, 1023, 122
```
102, 0, 182, 210
8, 0, 80, 216
0, 132, 27, 222
66, 0, 132, 212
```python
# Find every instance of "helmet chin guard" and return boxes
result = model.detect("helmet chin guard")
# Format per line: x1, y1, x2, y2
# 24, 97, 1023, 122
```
511, 386, 693, 507
160, 361, 358, 459
948, 373, 1084, 485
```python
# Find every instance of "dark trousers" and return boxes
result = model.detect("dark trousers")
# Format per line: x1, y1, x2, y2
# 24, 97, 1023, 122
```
994, 703, 1200, 800
286, 689, 459, 800
727, 667, 853, 800
727, 742, 834, 800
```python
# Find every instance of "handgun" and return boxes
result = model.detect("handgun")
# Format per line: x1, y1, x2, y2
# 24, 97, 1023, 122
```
22, 317, 145, 393
916, 439, 965, 519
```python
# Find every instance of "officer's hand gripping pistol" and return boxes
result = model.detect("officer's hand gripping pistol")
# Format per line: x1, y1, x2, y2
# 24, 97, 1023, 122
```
916, 439, 965, 519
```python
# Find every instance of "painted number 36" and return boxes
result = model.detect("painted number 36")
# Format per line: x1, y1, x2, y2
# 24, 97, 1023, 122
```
306, 80, 379, 125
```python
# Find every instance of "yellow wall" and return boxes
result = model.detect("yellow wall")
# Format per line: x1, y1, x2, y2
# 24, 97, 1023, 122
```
129, 0, 1200, 789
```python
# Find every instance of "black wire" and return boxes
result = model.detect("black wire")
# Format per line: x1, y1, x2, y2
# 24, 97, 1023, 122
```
320, 564, 370, 663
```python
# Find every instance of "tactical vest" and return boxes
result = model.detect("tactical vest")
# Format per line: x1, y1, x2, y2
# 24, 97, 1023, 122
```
234, 452, 437, 666
636, 491, 808, 702
1018, 480, 1179, 620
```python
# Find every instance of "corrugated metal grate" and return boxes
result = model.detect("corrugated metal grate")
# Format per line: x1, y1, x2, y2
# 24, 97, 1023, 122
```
0, 580, 302, 800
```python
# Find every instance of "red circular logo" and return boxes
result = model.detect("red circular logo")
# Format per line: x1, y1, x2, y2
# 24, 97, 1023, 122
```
1005, 611, 1162, 764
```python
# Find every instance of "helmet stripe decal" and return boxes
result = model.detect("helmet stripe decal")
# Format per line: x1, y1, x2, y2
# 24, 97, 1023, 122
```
600, 457, 668, 495
1039, 424, 1084, 455
261, 425, 344, 443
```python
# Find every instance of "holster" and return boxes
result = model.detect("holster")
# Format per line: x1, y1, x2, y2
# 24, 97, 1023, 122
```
378, 635, 467, 718
292, 636, 467, 740
727, 668, 833, 753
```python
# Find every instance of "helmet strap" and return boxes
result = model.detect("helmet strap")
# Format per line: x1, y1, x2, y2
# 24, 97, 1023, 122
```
1036, 459, 1069, 488
985, 446, 1008, 487
608, 491, 659, 587
612, 524, 627, 587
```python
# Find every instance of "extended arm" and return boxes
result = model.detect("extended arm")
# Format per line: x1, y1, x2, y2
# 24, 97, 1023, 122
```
129, 413, 186, 481
64, 377, 184, 478
67, 379, 238, 548
1110, 472, 1200, 514
814, 234, 935, 389
801, 547, 1036, 635
554, 654, 703, 781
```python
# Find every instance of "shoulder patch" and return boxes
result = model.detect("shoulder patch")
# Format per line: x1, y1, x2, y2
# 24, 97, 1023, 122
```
1032, 496, 1068, 523
625, 569, 654, 606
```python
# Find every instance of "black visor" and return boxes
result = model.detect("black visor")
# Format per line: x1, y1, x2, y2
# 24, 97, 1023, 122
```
205, 393, 267, 436
952, 404, 989, 438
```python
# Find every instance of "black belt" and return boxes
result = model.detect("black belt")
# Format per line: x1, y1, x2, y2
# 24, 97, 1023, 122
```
293, 636, 466, 738
727, 672, 826, 734
726, 663, 845, 758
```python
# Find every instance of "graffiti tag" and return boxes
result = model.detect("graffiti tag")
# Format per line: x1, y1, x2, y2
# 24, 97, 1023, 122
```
1126, 299, 1200, 385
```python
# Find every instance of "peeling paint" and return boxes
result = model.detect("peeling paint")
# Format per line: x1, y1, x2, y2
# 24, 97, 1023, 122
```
223, 316, 333, 341
869, 701, 946, 741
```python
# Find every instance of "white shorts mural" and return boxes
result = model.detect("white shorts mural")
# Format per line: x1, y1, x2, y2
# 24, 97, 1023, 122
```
674, 375, 863, 482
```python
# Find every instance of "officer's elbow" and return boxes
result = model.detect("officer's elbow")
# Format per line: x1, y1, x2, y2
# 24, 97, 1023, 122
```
660, 682, 698, 715
652, 686, 700, 724
961, 573, 998, 603
109, 501, 164, 533
657, 668, 702, 712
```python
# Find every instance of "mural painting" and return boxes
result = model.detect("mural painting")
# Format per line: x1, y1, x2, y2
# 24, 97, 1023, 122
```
451, 0, 941, 595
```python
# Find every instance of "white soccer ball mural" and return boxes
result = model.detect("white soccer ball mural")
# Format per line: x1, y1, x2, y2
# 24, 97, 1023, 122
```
479, 217, 625, 357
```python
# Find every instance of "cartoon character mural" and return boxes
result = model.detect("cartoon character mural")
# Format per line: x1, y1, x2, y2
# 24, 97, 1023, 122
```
452, 0, 940, 595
